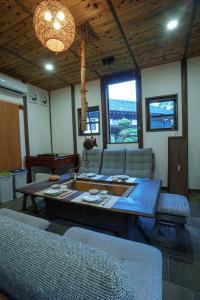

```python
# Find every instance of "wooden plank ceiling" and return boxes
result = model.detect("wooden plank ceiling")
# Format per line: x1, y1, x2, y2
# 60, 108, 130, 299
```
0, 0, 199, 90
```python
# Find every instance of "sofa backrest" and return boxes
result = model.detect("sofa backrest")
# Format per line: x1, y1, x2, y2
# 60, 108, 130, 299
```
0, 216, 134, 300
79, 149, 103, 174
125, 148, 154, 178
100, 149, 126, 176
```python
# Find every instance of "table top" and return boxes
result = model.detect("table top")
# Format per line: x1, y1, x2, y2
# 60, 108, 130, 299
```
17, 174, 162, 218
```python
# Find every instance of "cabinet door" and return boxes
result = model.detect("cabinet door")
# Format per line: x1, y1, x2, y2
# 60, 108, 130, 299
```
168, 137, 188, 195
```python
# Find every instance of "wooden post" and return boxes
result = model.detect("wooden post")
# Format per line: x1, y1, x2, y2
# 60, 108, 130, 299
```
80, 39, 87, 131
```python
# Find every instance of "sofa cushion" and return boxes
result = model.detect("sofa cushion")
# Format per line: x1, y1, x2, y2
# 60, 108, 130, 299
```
157, 193, 190, 217
0, 208, 50, 230
0, 216, 134, 300
64, 227, 162, 300
100, 149, 126, 176
79, 149, 103, 174
125, 148, 154, 178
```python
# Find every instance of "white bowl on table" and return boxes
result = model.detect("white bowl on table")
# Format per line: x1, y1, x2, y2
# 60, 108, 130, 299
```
89, 189, 99, 195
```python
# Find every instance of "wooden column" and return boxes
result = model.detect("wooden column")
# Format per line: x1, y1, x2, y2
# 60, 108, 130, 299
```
80, 39, 87, 131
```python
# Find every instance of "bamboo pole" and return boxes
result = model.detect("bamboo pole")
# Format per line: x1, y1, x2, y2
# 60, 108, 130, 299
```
80, 39, 87, 131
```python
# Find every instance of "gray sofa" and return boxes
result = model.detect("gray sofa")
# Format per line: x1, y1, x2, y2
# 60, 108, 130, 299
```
0, 215, 162, 300
80, 148, 155, 178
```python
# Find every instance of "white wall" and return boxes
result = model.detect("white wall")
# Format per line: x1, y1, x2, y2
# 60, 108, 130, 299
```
27, 84, 51, 155
50, 87, 74, 154
75, 80, 103, 154
188, 57, 200, 189
142, 61, 182, 187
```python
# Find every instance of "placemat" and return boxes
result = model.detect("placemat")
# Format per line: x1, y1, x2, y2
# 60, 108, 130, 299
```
71, 192, 119, 209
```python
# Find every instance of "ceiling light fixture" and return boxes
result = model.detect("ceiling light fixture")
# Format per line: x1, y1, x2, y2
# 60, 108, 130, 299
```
0, 79, 6, 82
44, 11, 52, 21
33, 0, 76, 53
167, 19, 178, 30
45, 63, 54, 71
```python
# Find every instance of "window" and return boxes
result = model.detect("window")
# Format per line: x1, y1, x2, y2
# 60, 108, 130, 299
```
78, 106, 100, 136
146, 95, 178, 131
106, 80, 138, 143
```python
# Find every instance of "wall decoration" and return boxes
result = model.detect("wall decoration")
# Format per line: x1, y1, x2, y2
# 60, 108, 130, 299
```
29, 88, 49, 106
40, 95, 48, 106
29, 90, 39, 104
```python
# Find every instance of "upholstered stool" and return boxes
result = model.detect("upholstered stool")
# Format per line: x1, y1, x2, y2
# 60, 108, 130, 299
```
0, 208, 50, 230
152, 193, 190, 249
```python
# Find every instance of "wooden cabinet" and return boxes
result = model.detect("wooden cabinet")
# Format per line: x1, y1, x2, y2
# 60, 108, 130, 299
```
168, 137, 188, 195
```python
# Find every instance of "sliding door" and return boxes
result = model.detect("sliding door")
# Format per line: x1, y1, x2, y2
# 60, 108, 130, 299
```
0, 100, 22, 171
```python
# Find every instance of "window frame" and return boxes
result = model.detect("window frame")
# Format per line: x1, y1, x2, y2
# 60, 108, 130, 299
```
101, 71, 141, 146
77, 105, 100, 136
145, 94, 178, 132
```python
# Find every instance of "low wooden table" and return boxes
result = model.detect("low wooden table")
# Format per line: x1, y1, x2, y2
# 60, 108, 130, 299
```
17, 174, 162, 239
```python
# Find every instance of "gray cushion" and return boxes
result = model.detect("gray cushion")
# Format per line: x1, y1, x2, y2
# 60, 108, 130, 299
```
0, 216, 134, 300
125, 148, 154, 178
100, 149, 126, 176
64, 227, 162, 300
79, 149, 103, 174
0, 208, 50, 230
157, 193, 190, 217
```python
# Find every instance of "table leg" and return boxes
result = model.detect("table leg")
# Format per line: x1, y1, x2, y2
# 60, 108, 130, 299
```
31, 196, 38, 214
22, 194, 27, 211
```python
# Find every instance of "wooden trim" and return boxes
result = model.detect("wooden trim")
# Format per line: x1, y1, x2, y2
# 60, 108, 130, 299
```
183, 0, 198, 59
106, 0, 139, 70
101, 78, 108, 149
145, 94, 178, 132
23, 95, 30, 157
71, 85, 77, 154
48, 91, 53, 153
102, 70, 136, 85
181, 59, 188, 138
136, 72, 143, 148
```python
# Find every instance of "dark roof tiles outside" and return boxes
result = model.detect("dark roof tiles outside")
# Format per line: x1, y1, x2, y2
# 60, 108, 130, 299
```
109, 99, 174, 115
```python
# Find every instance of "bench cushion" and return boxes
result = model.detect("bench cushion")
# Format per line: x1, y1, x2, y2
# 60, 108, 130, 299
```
0, 216, 134, 300
157, 193, 190, 217
100, 149, 126, 176
64, 227, 162, 300
0, 208, 50, 230
79, 149, 103, 174
125, 148, 154, 178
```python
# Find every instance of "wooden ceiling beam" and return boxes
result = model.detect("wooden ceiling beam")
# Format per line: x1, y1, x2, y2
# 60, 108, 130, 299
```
106, 0, 139, 71
183, 0, 198, 59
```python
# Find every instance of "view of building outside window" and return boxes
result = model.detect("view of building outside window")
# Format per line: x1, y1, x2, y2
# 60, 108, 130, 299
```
108, 80, 138, 143
148, 100, 176, 130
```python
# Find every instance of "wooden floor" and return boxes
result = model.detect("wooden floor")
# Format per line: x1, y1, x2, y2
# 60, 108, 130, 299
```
1, 193, 200, 300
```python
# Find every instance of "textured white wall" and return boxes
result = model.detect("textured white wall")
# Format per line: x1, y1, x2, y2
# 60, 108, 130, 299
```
188, 56, 200, 189
141, 61, 182, 187
50, 87, 74, 154
27, 84, 51, 155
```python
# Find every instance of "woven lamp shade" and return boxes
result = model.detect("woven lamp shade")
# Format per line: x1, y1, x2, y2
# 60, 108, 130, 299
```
33, 0, 75, 52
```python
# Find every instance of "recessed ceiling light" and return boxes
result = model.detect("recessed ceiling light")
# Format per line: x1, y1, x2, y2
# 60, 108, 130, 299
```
167, 20, 178, 30
45, 63, 54, 71
0, 79, 5, 82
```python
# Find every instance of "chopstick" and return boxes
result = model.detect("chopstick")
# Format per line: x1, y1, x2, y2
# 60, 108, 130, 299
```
59, 190, 74, 198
